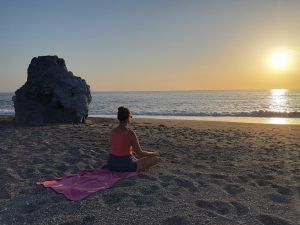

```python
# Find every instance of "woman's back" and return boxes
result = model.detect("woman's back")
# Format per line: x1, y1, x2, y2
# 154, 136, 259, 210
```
109, 127, 133, 156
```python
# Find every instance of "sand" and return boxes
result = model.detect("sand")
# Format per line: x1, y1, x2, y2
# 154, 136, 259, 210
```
0, 116, 299, 225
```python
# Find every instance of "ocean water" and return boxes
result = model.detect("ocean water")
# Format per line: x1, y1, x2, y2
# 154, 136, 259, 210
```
1, 90, 300, 124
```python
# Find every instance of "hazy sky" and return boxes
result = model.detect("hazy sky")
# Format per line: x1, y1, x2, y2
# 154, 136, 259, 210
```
0, 0, 299, 92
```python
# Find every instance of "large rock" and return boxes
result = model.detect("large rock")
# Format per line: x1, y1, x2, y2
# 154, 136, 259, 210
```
13, 56, 92, 125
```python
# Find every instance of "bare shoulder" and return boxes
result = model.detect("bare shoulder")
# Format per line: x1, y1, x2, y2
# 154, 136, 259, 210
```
110, 127, 117, 133
127, 128, 137, 137
127, 127, 135, 134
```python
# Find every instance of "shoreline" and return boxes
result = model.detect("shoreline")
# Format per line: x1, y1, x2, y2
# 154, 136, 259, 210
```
2, 114, 300, 125
0, 116, 299, 224
90, 114, 300, 125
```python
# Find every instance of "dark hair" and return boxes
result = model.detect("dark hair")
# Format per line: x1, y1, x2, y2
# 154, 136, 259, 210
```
117, 106, 130, 122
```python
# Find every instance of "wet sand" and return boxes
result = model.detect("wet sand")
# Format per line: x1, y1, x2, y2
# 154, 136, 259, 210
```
0, 116, 299, 225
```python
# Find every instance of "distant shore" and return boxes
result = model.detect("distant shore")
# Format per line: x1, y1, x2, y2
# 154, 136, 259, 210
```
0, 116, 299, 225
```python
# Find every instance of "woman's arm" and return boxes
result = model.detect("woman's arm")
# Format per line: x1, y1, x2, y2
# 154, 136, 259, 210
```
129, 129, 159, 158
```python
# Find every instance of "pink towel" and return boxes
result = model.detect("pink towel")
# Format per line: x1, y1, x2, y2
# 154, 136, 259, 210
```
36, 167, 138, 201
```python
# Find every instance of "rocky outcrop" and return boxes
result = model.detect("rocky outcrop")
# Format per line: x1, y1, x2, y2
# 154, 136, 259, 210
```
13, 56, 92, 125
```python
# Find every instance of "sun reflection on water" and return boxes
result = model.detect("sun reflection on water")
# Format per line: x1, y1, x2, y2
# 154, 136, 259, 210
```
269, 89, 288, 112
271, 89, 287, 96
267, 89, 290, 124
267, 117, 289, 125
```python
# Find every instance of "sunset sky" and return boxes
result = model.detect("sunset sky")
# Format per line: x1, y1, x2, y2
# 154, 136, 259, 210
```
0, 0, 299, 92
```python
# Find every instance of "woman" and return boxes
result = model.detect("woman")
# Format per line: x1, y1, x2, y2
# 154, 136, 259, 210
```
107, 106, 160, 172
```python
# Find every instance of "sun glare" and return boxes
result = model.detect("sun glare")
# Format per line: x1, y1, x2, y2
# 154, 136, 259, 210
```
267, 117, 289, 125
270, 51, 289, 70
271, 89, 287, 96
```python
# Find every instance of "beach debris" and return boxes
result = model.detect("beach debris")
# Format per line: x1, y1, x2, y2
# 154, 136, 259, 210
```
13, 56, 91, 125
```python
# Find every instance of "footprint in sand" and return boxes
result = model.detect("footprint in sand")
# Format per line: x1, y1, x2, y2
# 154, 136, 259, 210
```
139, 184, 160, 195
196, 199, 249, 217
210, 174, 229, 181
160, 182, 170, 187
271, 185, 295, 196
6, 168, 23, 181
230, 201, 249, 216
60, 220, 82, 225
197, 180, 210, 188
224, 183, 245, 196
0, 168, 17, 181
264, 193, 291, 204
59, 216, 96, 225
171, 191, 182, 197
53, 163, 69, 172
64, 156, 81, 164
159, 175, 176, 187
133, 195, 156, 207
163, 215, 191, 225
292, 175, 300, 182
209, 178, 227, 186
114, 179, 137, 188
159, 175, 176, 182
263, 175, 275, 180
102, 192, 129, 205
195, 200, 233, 215
257, 214, 292, 225
82, 215, 96, 225
20, 202, 40, 214
170, 169, 186, 176
138, 174, 157, 181
0, 189, 10, 199
193, 164, 207, 170
183, 172, 199, 179
159, 196, 173, 203
255, 179, 273, 187
236, 175, 250, 184
24, 168, 35, 174
174, 178, 198, 193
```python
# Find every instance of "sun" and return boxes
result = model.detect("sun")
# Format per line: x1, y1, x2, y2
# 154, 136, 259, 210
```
270, 51, 289, 70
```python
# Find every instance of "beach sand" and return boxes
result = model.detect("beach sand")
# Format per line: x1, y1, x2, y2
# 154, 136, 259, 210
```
0, 116, 299, 225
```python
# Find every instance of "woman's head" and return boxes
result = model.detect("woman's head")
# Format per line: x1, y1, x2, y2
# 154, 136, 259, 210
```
117, 106, 131, 122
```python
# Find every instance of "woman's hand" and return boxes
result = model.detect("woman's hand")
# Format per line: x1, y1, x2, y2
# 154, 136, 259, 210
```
142, 150, 159, 157
149, 151, 159, 156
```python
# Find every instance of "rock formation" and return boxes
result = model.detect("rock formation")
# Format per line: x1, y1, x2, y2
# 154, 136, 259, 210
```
13, 56, 92, 125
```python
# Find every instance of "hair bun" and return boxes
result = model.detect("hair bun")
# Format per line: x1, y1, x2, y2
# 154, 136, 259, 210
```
117, 106, 130, 122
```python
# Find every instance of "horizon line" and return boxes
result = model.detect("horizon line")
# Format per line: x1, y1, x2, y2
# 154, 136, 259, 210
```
1, 88, 299, 94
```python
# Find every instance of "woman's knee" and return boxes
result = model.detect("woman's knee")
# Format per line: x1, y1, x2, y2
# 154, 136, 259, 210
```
152, 156, 160, 163
146, 155, 160, 164
136, 156, 160, 171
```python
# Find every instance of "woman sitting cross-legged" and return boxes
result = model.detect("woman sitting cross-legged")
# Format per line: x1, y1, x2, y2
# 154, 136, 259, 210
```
107, 106, 160, 172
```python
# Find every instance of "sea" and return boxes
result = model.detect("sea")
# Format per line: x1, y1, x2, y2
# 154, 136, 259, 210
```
1, 89, 300, 124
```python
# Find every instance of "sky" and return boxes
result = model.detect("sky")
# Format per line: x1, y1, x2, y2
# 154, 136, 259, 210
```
0, 0, 299, 92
